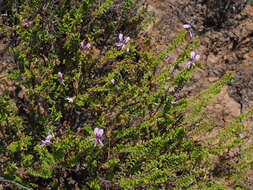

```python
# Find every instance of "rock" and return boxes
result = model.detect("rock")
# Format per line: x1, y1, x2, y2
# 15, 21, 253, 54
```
207, 53, 219, 65
245, 5, 253, 15
205, 86, 241, 127
228, 66, 253, 104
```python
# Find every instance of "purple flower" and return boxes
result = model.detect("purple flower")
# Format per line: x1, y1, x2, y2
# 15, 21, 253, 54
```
175, 93, 180, 99
116, 33, 130, 51
111, 78, 115, 84
81, 42, 90, 53
89, 127, 104, 147
183, 24, 194, 39
67, 97, 73, 103
41, 132, 53, 147
58, 72, 65, 85
167, 53, 173, 64
187, 51, 201, 68
24, 19, 31, 28
58, 72, 63, 79
171, 93, 180, 105
171, 101, 177, 104
187, 61, 195, 68
190, 51, 201, 61
183, 24, 191, 29
239, 133, 243, 138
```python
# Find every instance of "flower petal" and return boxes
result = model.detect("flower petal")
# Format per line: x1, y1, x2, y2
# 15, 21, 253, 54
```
195, 54, 201, 61
94, 128, 99, 136
183, 24, 191, 29
80, 42, 84, 49
175, 93, 180, 99
24, 19, 31, 27
67, 97, 73, 103
58, 72, 63, 79
99, 139, 104, 146
187, 61, 193, 68
46, 134, 52, 140
124, 37, 130, 43
167, 54, 173, 63
98, 129, 104, 137
41, 139, 50, 144
86, 43, 91, 49
190, 51, 195, 60
119, 33, 123, 42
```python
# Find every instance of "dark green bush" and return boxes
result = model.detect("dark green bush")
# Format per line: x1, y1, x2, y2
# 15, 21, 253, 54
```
0, 0, 252, 189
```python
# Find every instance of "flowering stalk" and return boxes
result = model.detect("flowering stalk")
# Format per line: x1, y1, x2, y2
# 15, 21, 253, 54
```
167, 53, 173, 64
116, 33, 130, 52
89, 128, 104, 147
187, 51, 201, 69
41, 132, 53, 147
183, 24, 193, 39
80, 42, 90, 54
171, 93, 180, 104
24, 19, 31, 28
58, 72, 65, 85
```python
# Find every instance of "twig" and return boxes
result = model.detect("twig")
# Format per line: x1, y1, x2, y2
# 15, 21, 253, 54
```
0, 176, 33, 190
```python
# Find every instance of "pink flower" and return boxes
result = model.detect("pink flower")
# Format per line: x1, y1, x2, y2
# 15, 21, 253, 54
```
58, 72, 65, 85
41, 132, 53, 147
58, 72, 63, 79
116, 33, 130, 51
183, 24, 191, 29
24, 19, 31, 28
183, 24, 193, 38
81, 42, 90, 53
187, 51, 201, 68
187, 61, 195, 68
167, 53, 173, 64
190, 51, 201, 61
89, 128, 104, 147
171, 101, 177, 104
67, 97, 73, 103
171, 93, 180, 105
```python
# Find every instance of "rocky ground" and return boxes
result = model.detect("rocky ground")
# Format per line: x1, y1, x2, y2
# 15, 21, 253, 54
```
0, 0, 253, 189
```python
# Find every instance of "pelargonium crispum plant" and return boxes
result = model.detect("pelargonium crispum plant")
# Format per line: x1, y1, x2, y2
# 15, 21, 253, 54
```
0, 0, 252, 189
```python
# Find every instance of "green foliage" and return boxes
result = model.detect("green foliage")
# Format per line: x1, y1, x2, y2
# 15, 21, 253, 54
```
7, 141, 19, 153
1, 0, 252, 189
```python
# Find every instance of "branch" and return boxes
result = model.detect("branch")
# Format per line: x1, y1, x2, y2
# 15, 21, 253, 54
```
0, 176, 33, 190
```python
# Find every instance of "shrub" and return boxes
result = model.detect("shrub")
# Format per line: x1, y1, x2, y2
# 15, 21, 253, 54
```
0, 0, 252, 189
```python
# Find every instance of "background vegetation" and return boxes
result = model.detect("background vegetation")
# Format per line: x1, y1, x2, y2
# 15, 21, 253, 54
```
0, 0, 252, 189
